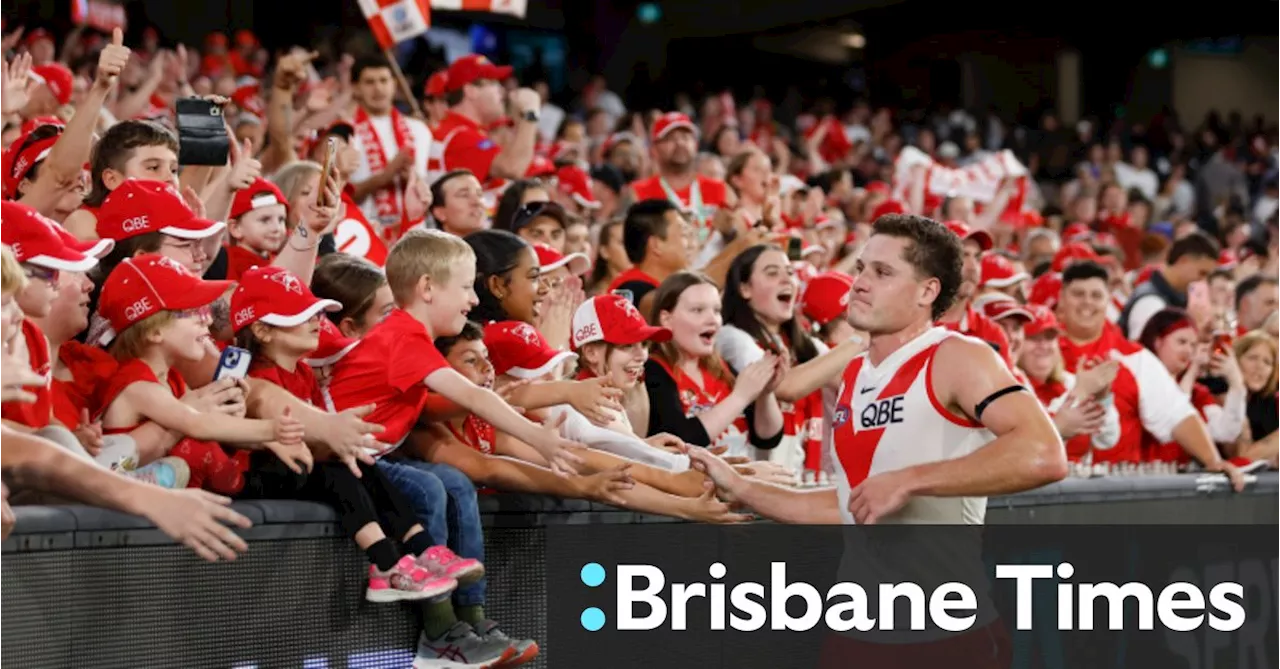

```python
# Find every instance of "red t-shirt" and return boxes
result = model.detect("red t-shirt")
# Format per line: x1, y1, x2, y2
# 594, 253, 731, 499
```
224, 245, 272, 282
51, 340, 119, 429
940, 305, 1014, 369
95, 358, 188, 433
1, 319, 52, 429
629, 174, 729, 232
325, 309, 450, 453
434, 111, 502, 187
248, 359, 326, 408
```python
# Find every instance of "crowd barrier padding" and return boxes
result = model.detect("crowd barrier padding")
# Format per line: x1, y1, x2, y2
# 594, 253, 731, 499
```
3, 473, 1276, 668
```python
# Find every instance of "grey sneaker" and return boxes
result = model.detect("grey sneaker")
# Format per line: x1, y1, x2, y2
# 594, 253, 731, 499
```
474, 619, 539, 667
120, 457, 190, 489
413, 621, 515, 669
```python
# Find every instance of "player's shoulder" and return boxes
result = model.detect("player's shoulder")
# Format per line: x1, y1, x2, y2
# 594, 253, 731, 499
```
935, 330, 1005, 367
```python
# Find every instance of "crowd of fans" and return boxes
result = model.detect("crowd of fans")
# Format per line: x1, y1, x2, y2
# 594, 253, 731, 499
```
1, 21, 1277, 668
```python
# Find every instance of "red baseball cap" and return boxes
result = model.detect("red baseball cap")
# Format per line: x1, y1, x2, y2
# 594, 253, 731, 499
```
98, 254, 232, 334
2, 129, 59, 199
1, 201, 100, 272
1051, 242, 1101, 273
524, 155, 556, 178
981, 298, 1034, 324
24, 28, 54, 47
651, 112, 698, 142
229, 265, 339, 333
980, 254, 1029, 289
305, 318, 359, 367
555, 164, 600, 209
96, 180, 226, 241
483, 320, 577, 378
801, 271, 854, 326
443, 55, 513, 94
1023, 304, 1062, 339
1026, 272, 1062, 309
533, 243, 589, 276
424, 71, 449, 98
30, 63, 73, 106
1062, 222, 1092, 242
571, 294, 670, 350
230, 178, 288, 220
231, 83, 264, 118
865, 180, 890, 195
868, 199, 906, 222
943, 219, 994, 252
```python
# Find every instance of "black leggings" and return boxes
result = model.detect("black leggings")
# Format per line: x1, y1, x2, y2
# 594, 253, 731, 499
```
238, 454, 421, 541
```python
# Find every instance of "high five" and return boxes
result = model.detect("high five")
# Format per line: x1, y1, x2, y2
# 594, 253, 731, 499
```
689, 214, 1068, 524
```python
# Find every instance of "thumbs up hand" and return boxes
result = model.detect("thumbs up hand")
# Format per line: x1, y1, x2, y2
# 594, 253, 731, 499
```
94, 27, 131, 90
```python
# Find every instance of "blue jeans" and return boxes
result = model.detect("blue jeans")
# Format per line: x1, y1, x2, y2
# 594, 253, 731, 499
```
377, 458, 485, 607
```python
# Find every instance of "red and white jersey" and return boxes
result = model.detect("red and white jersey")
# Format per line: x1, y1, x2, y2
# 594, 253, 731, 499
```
1057, 326, 1197, 463
831, 328, 992, 525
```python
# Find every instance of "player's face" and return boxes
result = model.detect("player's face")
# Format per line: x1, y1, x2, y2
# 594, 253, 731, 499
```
848, 235, 940, 334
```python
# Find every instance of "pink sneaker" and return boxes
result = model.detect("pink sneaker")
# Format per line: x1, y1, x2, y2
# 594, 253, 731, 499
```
367, 555, 457, 603
417, 545, 485, 586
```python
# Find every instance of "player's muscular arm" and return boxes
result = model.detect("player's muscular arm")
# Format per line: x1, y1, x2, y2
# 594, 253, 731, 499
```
906, 337, 1067, 497
686, 448, 843, 524
774, 336, 866, 402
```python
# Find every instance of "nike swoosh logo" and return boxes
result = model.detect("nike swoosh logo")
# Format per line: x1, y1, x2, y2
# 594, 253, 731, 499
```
859, 386, 877, 394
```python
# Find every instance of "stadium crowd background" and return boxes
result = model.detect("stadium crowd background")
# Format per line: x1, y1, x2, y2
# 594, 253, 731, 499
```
0, 0, 1277, 666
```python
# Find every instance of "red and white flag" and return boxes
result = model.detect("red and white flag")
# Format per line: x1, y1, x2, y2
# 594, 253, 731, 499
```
891, 146, 1031, 226
359, 0, 432, 50
431, 0, 528, 18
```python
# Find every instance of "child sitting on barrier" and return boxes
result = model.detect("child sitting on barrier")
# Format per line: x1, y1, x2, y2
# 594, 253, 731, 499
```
229, 265, 477, 603
323, 229, 577, 668
94, 255, 304, 494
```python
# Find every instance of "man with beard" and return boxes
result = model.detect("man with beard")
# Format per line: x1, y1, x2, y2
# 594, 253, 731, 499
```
936, 220, 1014, 367
688, 214, 1067, 668
628, 113, 730, 245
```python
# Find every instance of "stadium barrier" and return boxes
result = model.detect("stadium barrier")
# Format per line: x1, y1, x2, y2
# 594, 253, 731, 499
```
3, 473, 1276, 668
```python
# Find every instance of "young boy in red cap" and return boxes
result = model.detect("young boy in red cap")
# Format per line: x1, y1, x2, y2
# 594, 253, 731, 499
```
225, 177, 289, 280
94, 255, 306, 494
62, 120, 182, 240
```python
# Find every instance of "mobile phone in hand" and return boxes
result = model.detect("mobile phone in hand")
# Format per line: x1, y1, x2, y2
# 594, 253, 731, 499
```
786, 236, 803, 262
213, 346, 252, 381
316, 137, 337, 207
175, 98, 231, 166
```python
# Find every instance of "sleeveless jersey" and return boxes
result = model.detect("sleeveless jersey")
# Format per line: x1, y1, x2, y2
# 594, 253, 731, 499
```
831, 327, 993, 525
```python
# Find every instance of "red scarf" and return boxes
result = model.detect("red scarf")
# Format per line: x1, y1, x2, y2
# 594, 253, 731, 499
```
354, 106, 413, 225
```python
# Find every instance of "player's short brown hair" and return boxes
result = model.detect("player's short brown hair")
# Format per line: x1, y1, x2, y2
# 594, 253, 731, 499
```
385, 228, 475, 306
871, 214, 963, 320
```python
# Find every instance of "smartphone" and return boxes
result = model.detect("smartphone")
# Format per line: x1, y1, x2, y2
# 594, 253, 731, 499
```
1211, 331, 1233, 357
786, 236, 803, 262
175, 98, 230, 166
316, 137, 337, 208
213, 346, 253, 381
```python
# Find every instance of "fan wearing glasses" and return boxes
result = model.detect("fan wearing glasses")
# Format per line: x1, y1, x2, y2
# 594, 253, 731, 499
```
502, 200, 571, 255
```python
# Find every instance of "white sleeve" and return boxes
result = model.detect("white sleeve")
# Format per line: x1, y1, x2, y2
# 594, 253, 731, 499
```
1126, 349, 1197, 443
410, 120, 433, 178
1204, 388, 1248, 444
548, 405, 691, 472
1126, 295, 1167, 341
715, 325, 765, 371
1092, 395, 1122, 450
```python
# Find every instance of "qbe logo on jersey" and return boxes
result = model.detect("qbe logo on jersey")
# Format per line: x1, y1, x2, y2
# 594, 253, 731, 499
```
860, 395, 905, 429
